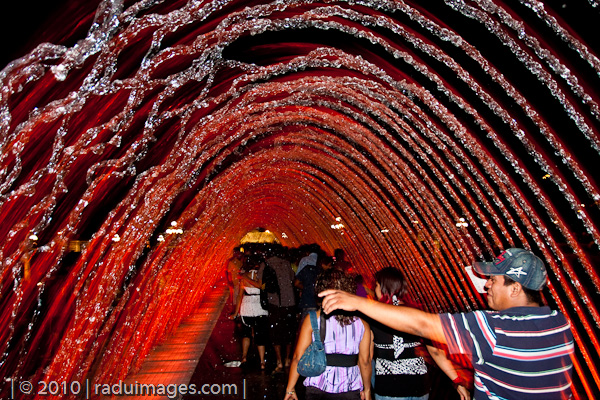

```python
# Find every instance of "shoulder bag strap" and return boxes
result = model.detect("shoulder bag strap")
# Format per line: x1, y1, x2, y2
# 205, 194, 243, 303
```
309, 310, 321, 344
320, 311, 326, 343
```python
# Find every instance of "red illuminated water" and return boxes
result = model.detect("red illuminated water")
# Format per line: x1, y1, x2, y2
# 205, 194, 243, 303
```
1, 0, 599, 398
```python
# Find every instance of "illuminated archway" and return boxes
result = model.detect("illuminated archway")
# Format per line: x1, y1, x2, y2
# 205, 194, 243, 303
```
0, 0, 598, 398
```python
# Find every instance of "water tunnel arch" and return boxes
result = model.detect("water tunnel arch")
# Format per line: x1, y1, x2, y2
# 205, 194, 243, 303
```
0, 0, 599, 398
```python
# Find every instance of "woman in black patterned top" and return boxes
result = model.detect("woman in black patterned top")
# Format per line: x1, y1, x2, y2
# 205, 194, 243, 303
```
370, 267, 469, 400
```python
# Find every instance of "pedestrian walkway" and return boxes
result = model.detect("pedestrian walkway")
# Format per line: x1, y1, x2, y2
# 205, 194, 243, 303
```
119, 283, 229, 399
183, 290, 291, 400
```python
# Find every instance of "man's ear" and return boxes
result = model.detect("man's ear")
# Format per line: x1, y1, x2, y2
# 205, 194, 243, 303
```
510, 282, 523, 297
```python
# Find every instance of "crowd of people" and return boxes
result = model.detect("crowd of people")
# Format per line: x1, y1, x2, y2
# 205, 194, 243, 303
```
227, 243, 336, 373
225, 244, 575, 400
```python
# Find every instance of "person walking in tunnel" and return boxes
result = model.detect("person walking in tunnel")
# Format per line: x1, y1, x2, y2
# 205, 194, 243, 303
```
370, 267, 470, 400
226, 247, 245, 312
284, 268, 372, 400
230, 255, 269, 370
296, 244, 320, 275
260, 244, 297, 373
319, 248, 574, 400
354, 274, 375, 299
295, 244, 322, 321
332, 248, 352, 273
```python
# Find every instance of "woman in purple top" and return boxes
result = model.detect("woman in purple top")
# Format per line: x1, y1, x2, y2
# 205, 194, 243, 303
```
285, 269, 371, 400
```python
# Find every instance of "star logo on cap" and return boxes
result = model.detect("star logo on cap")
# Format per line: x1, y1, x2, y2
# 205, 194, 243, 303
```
507, 267, 528, 277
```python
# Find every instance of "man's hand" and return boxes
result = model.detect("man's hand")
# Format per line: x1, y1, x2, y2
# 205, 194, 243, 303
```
319, 289, 362, 314
320, 288, 447, 345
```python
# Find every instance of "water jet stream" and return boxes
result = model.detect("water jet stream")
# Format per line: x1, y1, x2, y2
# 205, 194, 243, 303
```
1, 0, 599, 398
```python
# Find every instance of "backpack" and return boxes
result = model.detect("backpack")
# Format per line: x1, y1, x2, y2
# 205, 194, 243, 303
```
260, 261, 280, 308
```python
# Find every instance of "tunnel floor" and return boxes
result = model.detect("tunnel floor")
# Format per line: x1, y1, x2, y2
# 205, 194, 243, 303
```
183, 289, 293, 400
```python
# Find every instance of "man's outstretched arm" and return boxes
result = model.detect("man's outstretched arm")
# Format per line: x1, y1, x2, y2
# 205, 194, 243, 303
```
319, 289, 447, 344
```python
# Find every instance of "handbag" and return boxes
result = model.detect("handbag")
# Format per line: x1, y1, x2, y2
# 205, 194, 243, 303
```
260, 261, 279, 309
296, 310, 327, 377
260, 289, 269, 310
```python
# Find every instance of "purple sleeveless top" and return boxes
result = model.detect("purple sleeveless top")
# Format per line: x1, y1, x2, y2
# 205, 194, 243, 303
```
303, 315, 365, 393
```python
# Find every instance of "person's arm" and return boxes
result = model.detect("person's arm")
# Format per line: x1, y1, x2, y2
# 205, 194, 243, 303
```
229, 289, 243, 319
238, 272, 262, 289
358, 318, 372, 400
319, 289, 446, 344
427, 345, 470, 400
370, 329, 375, 367
284, 314, 313, 400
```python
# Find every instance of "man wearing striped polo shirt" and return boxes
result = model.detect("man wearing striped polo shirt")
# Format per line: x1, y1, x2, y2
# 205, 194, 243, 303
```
320, 248, 574, 399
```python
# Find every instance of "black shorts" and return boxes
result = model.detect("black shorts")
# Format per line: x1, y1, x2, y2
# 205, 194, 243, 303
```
305, 387, 361, 400
240, 315, 269, 346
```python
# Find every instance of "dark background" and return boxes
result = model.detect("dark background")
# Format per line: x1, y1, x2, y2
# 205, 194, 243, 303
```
1, 0, 94, 69
2, 0, 599, 70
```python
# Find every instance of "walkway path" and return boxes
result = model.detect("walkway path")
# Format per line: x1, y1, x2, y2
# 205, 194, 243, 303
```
120, 283, 229, 399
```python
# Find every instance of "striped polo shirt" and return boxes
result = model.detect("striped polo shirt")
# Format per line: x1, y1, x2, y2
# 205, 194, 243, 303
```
440, 306, 574, 400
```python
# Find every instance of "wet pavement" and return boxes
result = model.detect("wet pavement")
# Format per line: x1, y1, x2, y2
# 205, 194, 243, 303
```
183, 300, 296, 400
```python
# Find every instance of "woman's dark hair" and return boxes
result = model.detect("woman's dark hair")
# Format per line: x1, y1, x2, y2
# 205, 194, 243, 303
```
245, 253, 264, 270
315, 268, 357, 326
374, 267, 407, 304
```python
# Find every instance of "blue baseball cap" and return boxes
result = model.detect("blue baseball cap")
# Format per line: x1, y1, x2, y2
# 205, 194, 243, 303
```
473, 248, 548, 290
